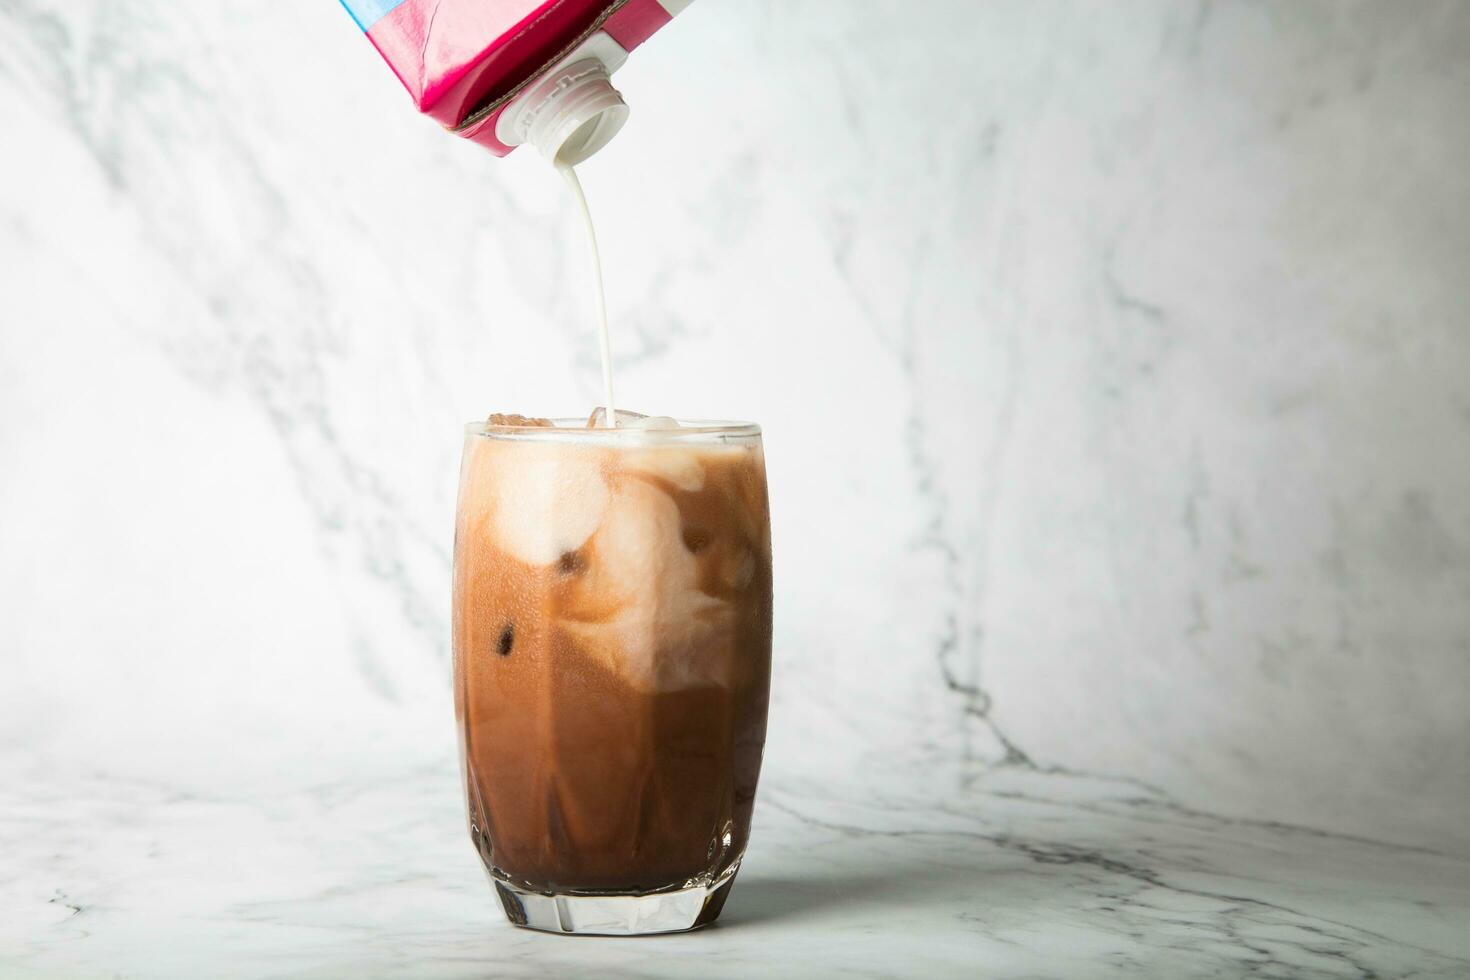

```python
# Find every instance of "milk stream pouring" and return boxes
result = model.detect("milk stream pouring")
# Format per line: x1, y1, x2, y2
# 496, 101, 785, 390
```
341, 0, 686, 425
558, 165, 616, 425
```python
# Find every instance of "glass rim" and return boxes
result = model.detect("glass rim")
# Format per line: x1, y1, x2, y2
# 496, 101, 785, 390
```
464, 417, 762, 444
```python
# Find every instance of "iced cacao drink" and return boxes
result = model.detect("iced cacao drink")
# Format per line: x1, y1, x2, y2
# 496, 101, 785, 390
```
452, 413, 772, 934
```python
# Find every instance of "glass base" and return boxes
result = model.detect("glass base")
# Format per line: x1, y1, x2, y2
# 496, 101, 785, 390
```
492, 868, 739, 935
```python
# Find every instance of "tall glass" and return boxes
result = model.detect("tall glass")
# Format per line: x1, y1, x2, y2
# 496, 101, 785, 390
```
452, 418, 772, 935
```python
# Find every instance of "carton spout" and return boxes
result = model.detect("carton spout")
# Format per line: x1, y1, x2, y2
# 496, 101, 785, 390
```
499, 57, 629, 166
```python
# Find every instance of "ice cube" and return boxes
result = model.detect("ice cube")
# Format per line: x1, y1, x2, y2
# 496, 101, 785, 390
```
584, 408, 680, 430
484, 443, 609, 565
622, 445, 705, 491
487, 413, 553, 427
621, 415, 681, 430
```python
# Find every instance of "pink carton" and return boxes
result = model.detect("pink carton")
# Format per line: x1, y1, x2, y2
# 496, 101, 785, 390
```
341, 0, 689, 160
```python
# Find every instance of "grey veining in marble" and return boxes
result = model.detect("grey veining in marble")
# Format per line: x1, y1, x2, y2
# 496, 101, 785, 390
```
4, 761, 1469, 978
2, 0, 1469, 976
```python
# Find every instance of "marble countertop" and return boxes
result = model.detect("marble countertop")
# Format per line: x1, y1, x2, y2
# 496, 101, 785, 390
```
5, 759, 1467, 979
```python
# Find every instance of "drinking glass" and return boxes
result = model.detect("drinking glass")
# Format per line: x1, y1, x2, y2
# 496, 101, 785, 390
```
452, 418, 772, 934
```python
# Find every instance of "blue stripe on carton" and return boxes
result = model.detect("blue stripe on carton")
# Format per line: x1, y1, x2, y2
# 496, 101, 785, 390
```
338, 0, 408, 31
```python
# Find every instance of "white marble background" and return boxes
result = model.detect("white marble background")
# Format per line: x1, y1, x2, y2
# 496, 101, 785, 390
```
2, 0, 1469, 962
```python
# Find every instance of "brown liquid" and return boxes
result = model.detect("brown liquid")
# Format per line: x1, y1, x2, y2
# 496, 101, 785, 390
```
453, 425, 771, 893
